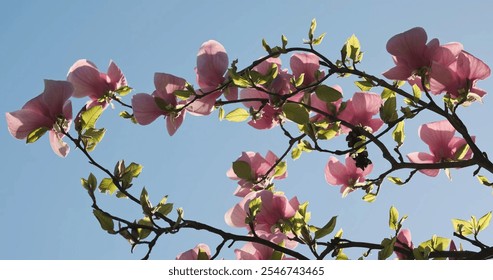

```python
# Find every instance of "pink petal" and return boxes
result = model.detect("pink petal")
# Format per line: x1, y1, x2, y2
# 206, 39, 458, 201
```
382, 64, 413, 80
406, 152, 440, 177
458, 51, 491, 81
290, 53, 320, 85
42, 80, 74, 118
107, 60, 127, 90
131, 93, 163, 125
253, 57, 282, 75
351, 92, 382, 116
325, 157, 348, 186
386, 27, 427, 59
185, 91, 221, 116
154, 72, 186, 97
49, 130, 70, 158
224, 203, 248, 228
419, 120, 455, 154
395, 229, 413, 259
6, 110, 53, 139
176, 244, 210, 260
67, 59, 106, 98
196, 40, 228, 89
166, 112, 185, 136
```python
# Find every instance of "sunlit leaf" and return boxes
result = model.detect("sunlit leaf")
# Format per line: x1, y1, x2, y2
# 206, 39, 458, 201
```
282, 103, 309, 124
26, 127, 48, 144
225, 108, 250, 122
232, 160, 252, 180
93, 209, 115, 234
314, 216, 337, 240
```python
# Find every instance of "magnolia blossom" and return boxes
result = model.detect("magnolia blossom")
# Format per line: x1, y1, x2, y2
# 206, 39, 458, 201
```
67, 59, 127, 108
176, 244, 211, 260
394, 229, 414, 260
406, 120, 474, 177
132, 73, 187, 136
430, 51, 491, 99
337, 92, 383, 133
225, 190, 299, 234
235, 233, 297, 260
6, 80, 73, 157
383, 27, 462, 81
187, 40, 237, 115
324, 155, 373, 194
290, 52, 324, 87
227, 151, 287, 197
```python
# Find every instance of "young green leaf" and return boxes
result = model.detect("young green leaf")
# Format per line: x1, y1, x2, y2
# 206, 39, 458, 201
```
225, 108, 250, 122
232, 160, 252, 180
93, 209, 115, 233
478, 211, 492, 232
314, 216, 337, 240
115, 86, 133, 96
354, 81, 373, 91
315, 85, 343, 103
282, 103, 309, 125
26, 127, 48, 144
98, 178, 118, 195
392, 121, 405, 147
389, 206, 399, 230
274, 161, 287, 177
81, 105, 103, 131
451, 219, 474, 236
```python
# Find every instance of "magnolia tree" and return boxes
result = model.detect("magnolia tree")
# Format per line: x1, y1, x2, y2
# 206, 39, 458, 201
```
6, 20, 493, 260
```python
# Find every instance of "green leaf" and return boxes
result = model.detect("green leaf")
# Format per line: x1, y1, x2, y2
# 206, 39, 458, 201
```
477, 175, 492, 186
119, 111, 137, 124
274, 161, 287, 177
389, 206, 399, 230
26, 127, 48, 144
380, 96, 397, 123
225, 108, 250, 122
173, 90, 192, 100
362, 193, 377, 202
81, 105, 103, 131
392, 121, 405, 147
291, 147, 302, 160
137, 217, 152, 239
155, 203, 173, 217
378, 237, 395, 260
354, 81, 373, 91
140, 187, 153, 216
314, 216, 337, 240
315, 85, 343, 103
262, 38, 271, 53
228, 70, 251, 88
308, 18, 317, 41
249, 197, 262, 217
381, 88, 395, 100
270, 250, 284, 260
88, 173, 97, 192
82, 128, 106, 152
281, 34, 288, 49
197, 248, 210, 260
124, 162, 143, 178
344, 34, 361, 62
454, 144, 470, 160
478, 211, 492, 232
98, 178, 117, 195
218, 106, 225, 121
232, 160, 252, 180
451, 219, 474, 236
115, 86, 132, 96
93, 209, 115, 233
412, 84, 422, 102
282, 103, 309, 125
312, 33, 326, 45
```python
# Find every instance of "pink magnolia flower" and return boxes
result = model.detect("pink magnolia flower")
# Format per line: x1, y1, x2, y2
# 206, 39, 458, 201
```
227, 151, 287, 197
6, 80, 73, 157
394, 229, 414, 260
324, 155, 373, 194
290, 52, 324, 87
131, 73, 187, 136
337, 92, 383, 133
383, 27, 463, 81
430, 51, 491, 99
187, 40, 237, 116
176, 243, 211, 260
225, 190, 299, 234
235, 233, 297, 260
406, 120, 474, 177
67, 59, 127, 108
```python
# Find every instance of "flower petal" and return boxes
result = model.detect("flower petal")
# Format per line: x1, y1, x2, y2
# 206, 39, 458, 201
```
49, 130, 70, 158
131, 93, 163, 125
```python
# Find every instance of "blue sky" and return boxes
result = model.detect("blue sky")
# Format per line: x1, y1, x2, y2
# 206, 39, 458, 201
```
1, 0, 493, 259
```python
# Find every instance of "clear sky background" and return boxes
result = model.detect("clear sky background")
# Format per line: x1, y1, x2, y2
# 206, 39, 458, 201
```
1, 0, 493, 260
